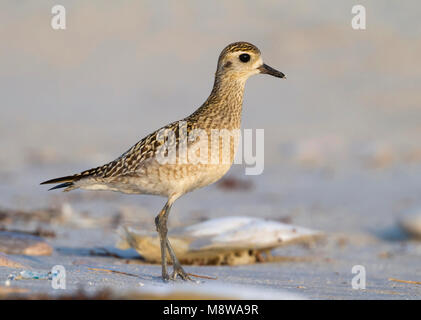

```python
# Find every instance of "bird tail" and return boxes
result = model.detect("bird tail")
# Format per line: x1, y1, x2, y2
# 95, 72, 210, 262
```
40, 175, 80, 191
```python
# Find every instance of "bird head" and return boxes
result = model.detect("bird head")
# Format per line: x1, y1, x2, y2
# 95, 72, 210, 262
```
216, 41, 285, 81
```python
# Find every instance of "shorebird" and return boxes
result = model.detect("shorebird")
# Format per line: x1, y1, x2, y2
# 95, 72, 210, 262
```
41, 42, 285, 281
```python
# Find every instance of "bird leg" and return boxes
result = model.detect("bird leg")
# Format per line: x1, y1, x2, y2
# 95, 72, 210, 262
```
155, 201, 191, 281
165, 237, 192, 281
155, 203, 170, 280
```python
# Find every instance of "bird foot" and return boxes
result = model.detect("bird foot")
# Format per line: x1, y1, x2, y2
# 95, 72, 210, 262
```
170, 265, 193, 281
161, 271, 170, 282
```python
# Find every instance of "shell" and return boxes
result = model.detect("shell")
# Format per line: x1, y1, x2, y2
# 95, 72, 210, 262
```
117, 216, 322, 265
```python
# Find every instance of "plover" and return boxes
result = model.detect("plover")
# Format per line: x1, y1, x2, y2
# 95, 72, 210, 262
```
41, 42, 285, 281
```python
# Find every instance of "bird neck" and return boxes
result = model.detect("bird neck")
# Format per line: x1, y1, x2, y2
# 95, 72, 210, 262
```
189, 73, 246, 130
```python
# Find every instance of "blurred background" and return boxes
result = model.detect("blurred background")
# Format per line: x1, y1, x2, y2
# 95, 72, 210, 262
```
0, 0, 420, 236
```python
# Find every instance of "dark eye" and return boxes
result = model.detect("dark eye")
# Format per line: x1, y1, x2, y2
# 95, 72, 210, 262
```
239, 53, 250, 63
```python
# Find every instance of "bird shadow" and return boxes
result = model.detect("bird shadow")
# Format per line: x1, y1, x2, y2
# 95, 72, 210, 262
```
55, 246, 143, 260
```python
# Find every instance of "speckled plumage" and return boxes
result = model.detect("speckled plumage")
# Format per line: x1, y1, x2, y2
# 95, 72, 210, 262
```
41, 41, 285, 280
43, 42, 259, 197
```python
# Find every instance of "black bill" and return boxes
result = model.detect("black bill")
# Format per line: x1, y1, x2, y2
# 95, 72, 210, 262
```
258, 63, 286, 79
